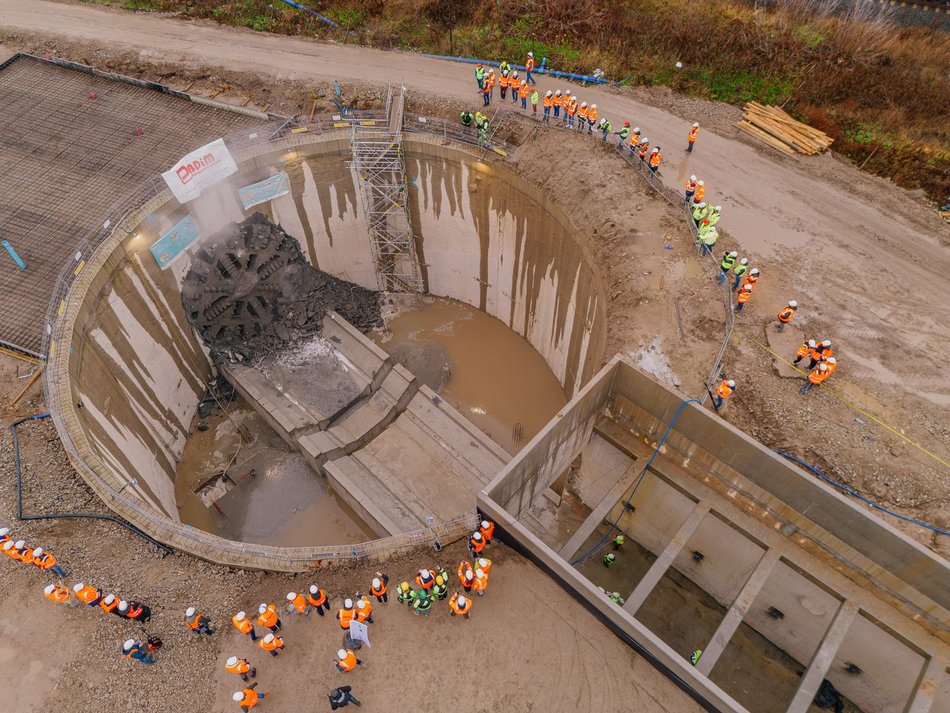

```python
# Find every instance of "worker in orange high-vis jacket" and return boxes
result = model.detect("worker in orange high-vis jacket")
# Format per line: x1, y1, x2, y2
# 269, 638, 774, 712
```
44, 583, 71, 605
2, 540, 19, 560
565, 95, 578, 129
479, 519, 495, 544
713, 380, 735, 410
587, 104, 598, 134
72, 582, 102, 607
355, 595, 374, 624
14, 539, 33, 564
793, 340, 817, 366
306, 584, 330, 616
458, 560, 474, 592
225, 656, 257, 682
232, 611, 259, 642
0, 527, 11, 547
449, 592, 471, 620
525, 51, 537, 85
257, 602, 281, 632
184, 606, 214, 636
370, 572, 389, 603
100, 594, 121, 616
416, 568, 435, 591
693, 180, 705, 205
736, 284, 753, 312
233, 684, 266, 711
472, 567, 489, 597
542, 90, 553, 122
776, 300, 798, 332
576, 102, 589, 132
518, 80, 530, 110
649, 147, 662, 174
469, 531, 486, 559
259, 632, 285, 657
687, 122, 700, 152
553, 89, 564, 120
684, 175, 698, 205
286, 591, 310, 616
475, 557, 492, 576
824, 356, 837, 376
31, 547, 67, 577
498, 70, 510, 101
801, 362, 830, 394
118, 599, 151, 621
637, 137, 650, 162
809, 339, 833, 369
337, 598, 355, 630
335, 648, 362, 673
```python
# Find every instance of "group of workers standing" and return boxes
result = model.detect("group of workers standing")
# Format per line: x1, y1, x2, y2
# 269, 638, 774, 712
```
221, 517, 497, 710
470, 54, 700, 174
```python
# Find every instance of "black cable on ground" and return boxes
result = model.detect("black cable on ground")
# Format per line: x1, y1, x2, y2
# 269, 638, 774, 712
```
11, 413, 174, 555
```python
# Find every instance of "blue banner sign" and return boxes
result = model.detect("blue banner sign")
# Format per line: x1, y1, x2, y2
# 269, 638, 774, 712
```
150, 214, 199, 270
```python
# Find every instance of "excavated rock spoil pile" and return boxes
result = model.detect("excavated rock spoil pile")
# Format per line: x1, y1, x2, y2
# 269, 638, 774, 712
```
181, 213, 381, 362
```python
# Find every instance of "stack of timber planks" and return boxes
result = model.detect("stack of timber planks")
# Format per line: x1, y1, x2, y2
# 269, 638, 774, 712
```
736, 102, 833, 156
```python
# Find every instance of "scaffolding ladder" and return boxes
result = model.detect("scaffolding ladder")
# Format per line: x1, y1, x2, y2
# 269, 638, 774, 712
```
351, 86, 423, 293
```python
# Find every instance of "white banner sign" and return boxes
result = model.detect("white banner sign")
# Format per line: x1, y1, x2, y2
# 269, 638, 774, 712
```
349, 620, 371, 648
161, 138, 238, 203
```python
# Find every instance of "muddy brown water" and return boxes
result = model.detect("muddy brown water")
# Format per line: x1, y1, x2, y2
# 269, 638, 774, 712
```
372, 294, 568, 454
174, 401, 374, 546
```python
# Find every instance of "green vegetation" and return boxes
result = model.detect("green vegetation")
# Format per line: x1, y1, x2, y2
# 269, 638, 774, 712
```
92, 0, 950, 202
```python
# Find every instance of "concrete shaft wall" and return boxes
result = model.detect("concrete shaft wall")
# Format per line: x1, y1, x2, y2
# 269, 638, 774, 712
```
49, 130, 606, 552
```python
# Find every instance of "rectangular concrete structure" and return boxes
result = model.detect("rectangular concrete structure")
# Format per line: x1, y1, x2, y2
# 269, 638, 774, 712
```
479, 357, 950, 713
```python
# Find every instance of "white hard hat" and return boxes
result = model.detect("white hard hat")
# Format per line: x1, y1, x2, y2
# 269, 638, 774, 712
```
788, 300, 798, 308
580, 102, 587, 107
545, 90, 552, 96
104, 594, 116, 605
697, 202, 707, 208
118, 601, 129, 611
651, 147, 658, 153
478, 558, 489, 567
123, 639, 136, 651
286, 592, 296, 601
807, 340, 816, 347
258, 604, 267, 614
14, 540, 25, 548
1, 541, 12, 550
690, 175, 697, 181
263, 633, 275, 643
698, 180, 704, 185
473, 532, 482, 540
357, 600, 367, 610
488, 68, 494, 73
475, 569, 485, 577
750, 268, 760, 275
743, 284, 752, 291
457, 595, 468, 607
739, 258, 748, 265
591, 103, 597, 109
344, 598, 353, 609
729, 251, 738, 257
819, 363, 829, 371
227, 656, 239, 667
372, 578, 381, 589
714, 205, 721, 211
822, 340, 831, 347
555, 89, 562, 95
309, 585, 319, 594
633, 127, 640, 133
44, 584, 55, 595
32, 547, 43, 556
528, 51, 534, 57
599, 118, 606, 125
235, 611, 246, 621
465, 571, 473, 581
418, 569, 427, 577
337, 649, 347, 659
73, 583, 84, 592
826, 357, 837, 364
185, 607, 196, 617
0, 527, 9, 536
565, 89, 571, 95
232, 692, 244, 702
693, 122, 699, 127
727, 380, 736, 388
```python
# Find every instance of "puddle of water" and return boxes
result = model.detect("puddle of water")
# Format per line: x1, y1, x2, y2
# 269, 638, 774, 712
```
174, 398, 374, 546
372, 295, 568, 454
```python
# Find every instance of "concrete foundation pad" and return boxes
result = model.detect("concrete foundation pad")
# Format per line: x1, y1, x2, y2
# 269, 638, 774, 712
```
764, 323, 806, 379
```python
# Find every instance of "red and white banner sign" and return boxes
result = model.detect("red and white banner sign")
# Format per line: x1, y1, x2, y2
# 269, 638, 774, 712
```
161, 139, 238, 203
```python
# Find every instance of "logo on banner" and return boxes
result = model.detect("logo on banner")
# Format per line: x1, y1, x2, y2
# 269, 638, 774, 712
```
162, 139, 238, 203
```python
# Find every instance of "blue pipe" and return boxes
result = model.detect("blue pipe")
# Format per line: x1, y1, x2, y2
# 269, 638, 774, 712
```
274, 0, 338, 27
2, 240, 26, 270
418, 53, 609, 85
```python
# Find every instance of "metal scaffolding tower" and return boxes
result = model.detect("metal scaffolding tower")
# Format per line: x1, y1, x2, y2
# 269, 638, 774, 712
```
351, 86, 423, 293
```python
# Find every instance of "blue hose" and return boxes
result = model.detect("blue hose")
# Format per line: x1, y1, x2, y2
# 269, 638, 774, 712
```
274, 0, 338, 27
570, 398, 701, 565
774, 450, 949, 537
